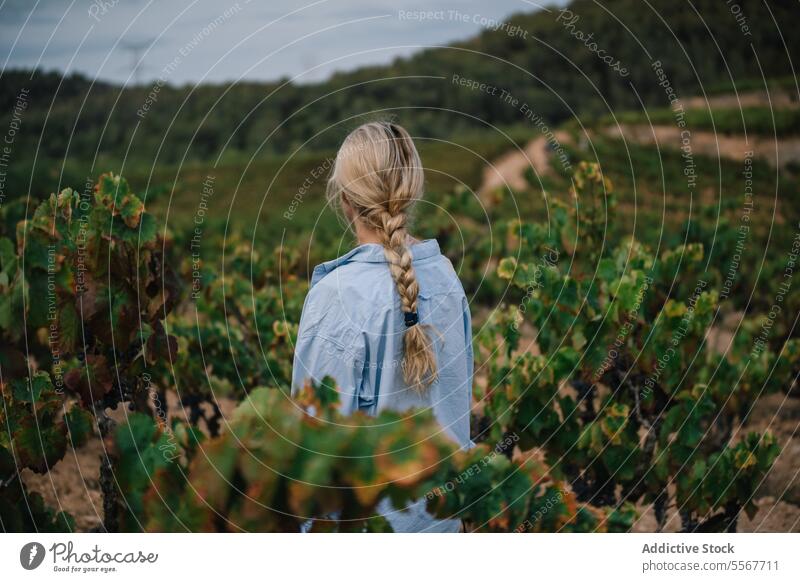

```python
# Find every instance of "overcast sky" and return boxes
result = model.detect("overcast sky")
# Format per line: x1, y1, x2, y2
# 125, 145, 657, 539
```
0, 0, 569, 86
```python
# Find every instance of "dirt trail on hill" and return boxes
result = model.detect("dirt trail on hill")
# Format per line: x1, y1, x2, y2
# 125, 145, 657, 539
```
683, 89, 798, 111
603, 124, 800, 168
478, 131, 572, 200
478, 137, 547, 198
478, 89, 799, 193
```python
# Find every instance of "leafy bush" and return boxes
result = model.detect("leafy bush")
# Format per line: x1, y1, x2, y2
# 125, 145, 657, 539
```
0, 174, 179, 531
0, 167, 791, 532
109, 379, 619, 532
480, 162, 792, 530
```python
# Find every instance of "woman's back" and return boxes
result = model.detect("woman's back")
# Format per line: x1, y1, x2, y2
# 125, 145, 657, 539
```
292, 238, 473, 448
290, 120, 473, 531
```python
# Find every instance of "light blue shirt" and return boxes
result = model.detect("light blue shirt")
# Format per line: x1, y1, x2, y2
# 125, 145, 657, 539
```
291, 238, 474, 532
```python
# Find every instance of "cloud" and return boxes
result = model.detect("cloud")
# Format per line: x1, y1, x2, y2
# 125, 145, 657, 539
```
0, 0, 567, 84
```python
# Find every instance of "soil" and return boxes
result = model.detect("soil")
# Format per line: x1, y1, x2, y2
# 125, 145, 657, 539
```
22, 437, 105, 532
21, 391, 237, 532
478, 136, 549, 198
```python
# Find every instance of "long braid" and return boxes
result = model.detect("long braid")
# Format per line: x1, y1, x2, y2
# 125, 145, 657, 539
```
367, 209, 418, 312
329, 121, 438, 391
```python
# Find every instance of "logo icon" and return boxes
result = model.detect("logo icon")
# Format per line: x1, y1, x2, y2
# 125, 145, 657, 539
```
20, 542, 46, 570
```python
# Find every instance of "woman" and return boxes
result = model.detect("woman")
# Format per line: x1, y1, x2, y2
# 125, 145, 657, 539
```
291, 121, 474, 532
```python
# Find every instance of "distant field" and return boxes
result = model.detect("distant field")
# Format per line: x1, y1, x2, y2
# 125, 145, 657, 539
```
600, 106, 800, 137
131, 131, 531, 243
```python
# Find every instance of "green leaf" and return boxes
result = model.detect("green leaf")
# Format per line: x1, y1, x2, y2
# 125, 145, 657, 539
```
119, 194, 145, 228
114, 412, 157, 456
12, 372, 52, 403
497, 257, 517, 281
57, 302, 81, 353
65, 406, 93, 447
664, 300, 687, 318
14, 417, 68, 473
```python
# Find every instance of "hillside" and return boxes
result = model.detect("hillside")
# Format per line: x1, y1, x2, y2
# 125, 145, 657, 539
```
0, 0, 797, 199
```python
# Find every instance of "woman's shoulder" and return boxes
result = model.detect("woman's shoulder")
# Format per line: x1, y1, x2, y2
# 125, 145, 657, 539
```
311, 259, 395, 303
303, 261, 396, 331
415, 253, 467, 299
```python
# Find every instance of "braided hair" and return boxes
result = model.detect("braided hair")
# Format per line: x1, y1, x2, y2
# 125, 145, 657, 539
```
326, 121, 437, 391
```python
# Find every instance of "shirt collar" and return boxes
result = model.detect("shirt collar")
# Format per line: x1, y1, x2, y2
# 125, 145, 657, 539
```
311, 239, 441, 287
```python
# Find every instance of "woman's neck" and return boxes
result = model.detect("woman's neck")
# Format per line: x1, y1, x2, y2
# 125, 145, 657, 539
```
354, 221, 384, 245
353, 219, 419, 247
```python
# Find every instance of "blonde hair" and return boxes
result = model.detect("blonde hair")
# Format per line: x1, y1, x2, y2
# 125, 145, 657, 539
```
326, 121, 437, 391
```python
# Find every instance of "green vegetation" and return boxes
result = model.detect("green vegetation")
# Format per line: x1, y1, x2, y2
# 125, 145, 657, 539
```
109, 383, 613, 532
1, 0, 797, 534
2, 161, 794, 532
486, 163, 792, 530
704, 75, 799, 96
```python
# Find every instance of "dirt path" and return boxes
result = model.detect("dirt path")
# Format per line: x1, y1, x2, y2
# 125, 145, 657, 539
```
478, 131, 572, 200
477, 89, 799, 192
478, 137, 547, 199
602, 124, 800, 168
683, 89, 798, 111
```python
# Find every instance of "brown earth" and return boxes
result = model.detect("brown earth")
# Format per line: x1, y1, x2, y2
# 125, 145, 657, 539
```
602, 124, 800, 168
22, 437, 105, 532
22, 391, 238, 532
478, 131, 572, 201
478, 136, 549, 199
